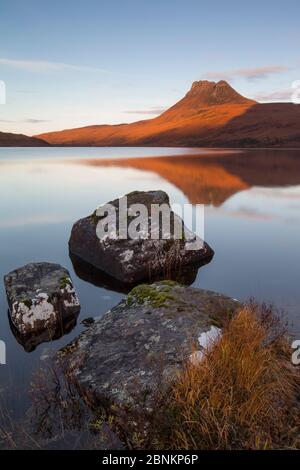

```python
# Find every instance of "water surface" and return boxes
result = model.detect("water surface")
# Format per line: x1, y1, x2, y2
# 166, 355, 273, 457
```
0, 146, 299, 424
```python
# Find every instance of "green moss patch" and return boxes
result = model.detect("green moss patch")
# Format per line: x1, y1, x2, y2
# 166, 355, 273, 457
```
126, 283, 175, 308
60, 276, 72, 290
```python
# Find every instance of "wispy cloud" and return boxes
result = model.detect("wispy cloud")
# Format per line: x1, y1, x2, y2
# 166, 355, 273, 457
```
124, 107, 166, 116
205, 65, 290, 81
254, 89, 292, 102
0, 118, 52, 123
0, 58, 109, 73
24, 118, 52, 123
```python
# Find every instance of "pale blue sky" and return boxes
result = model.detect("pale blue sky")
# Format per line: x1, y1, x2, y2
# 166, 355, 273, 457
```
0, 0, 299, 135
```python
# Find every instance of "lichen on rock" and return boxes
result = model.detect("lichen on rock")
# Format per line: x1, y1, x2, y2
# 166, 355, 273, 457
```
69, 190, 214, 286
4, 262, 80, 352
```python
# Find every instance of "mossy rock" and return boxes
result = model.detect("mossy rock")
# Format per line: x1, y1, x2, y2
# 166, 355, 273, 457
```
126, 283, 175, 308
61, 282, 240, 413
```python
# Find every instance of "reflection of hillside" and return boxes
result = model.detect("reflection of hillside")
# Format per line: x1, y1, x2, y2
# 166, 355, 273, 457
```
81, 149, 300, 206
83, 155, 247, 205
205, 150, 300, 188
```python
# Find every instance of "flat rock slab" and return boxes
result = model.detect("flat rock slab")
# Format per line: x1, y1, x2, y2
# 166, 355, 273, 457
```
69, 190, 214, 285
61, 281, 239, 411
4, 262, 80, 351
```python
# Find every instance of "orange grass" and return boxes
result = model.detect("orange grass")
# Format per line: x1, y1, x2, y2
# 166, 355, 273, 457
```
157, 305, 300, 450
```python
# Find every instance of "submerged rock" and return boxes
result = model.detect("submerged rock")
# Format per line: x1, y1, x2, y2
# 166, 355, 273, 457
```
9, 310, 79, 353
61, 281, 239, 411
4, 262, 80, 351
70, 251, 201, 294
69, 190, 214, 286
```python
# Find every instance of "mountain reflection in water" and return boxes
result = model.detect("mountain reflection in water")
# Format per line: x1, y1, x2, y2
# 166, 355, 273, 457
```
80, 150, 300, 206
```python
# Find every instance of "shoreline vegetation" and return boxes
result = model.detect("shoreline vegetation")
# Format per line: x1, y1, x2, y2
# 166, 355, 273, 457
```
158, 304, 300, 450
1, 301, 299, 450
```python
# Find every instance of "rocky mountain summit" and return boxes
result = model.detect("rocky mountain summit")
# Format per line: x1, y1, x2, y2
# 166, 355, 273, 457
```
179, 79, 256, 106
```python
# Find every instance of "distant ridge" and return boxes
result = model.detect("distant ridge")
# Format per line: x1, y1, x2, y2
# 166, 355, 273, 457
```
0, 131, 49, 147
2, 80, 300, 148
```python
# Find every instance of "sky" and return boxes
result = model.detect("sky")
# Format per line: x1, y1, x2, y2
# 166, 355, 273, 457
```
0, 0, 299, 135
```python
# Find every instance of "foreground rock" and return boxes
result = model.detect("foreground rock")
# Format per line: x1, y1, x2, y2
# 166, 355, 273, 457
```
69, 190, 214, 285
4, 263, 80, 351
61, 281, 239, 411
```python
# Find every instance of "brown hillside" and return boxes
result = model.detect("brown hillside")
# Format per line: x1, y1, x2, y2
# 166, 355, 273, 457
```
38, 81, 300, 148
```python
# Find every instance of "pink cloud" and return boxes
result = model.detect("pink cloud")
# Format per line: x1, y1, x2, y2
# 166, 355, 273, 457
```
205, 65, 289, 81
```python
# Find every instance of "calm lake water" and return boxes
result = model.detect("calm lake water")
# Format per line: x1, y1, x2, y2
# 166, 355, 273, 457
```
0, 147, 300, 424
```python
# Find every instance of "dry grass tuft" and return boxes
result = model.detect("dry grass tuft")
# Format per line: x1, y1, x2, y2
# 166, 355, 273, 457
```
155, 304, 300, 450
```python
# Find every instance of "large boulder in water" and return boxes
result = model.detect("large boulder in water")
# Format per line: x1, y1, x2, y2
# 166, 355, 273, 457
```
60, 281, 239, 411
69, 190, 214, 285
4, 262, 80, 351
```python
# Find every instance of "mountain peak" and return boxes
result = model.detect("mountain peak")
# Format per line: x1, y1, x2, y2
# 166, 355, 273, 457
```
186, 80, 256, 105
